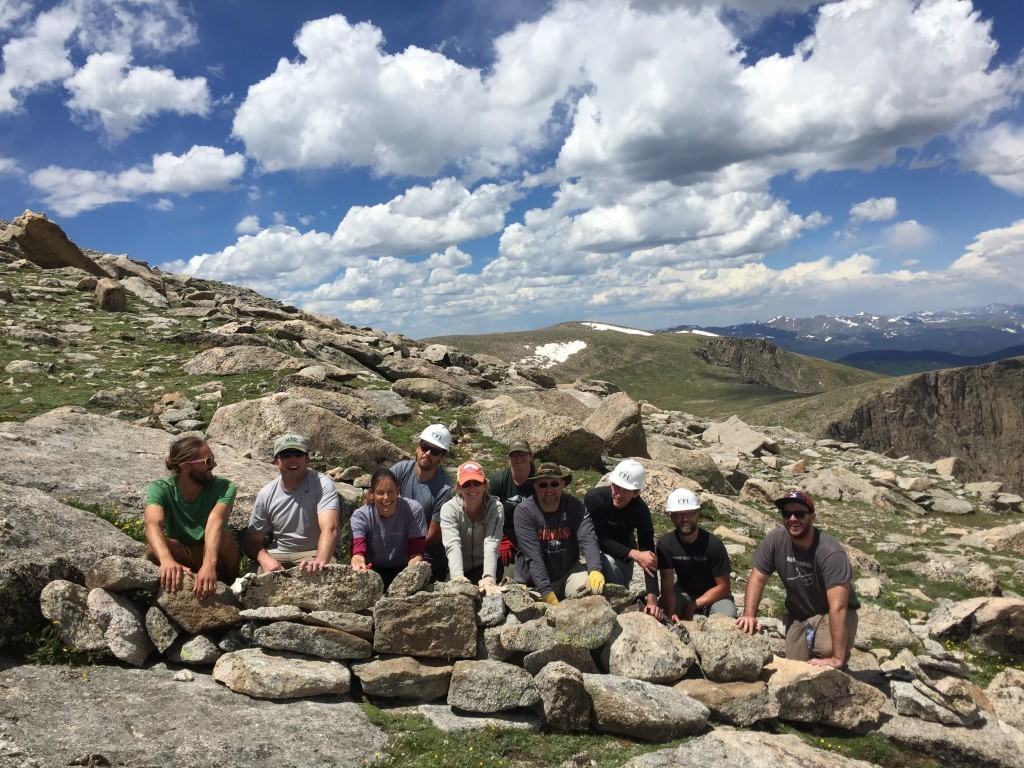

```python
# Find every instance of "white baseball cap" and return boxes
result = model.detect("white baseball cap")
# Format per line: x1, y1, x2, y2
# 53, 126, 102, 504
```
419, 424, 452, 452
666, 487, 701, 513
609, 459, 646, 491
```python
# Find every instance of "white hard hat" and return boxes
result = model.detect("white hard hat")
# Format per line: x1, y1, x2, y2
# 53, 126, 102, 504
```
609, 459, 646, 491
666, 488, 701, 513
419, 424, 452, 451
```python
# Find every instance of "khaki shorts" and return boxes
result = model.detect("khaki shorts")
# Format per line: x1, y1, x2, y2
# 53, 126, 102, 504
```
784, 609, 859, 662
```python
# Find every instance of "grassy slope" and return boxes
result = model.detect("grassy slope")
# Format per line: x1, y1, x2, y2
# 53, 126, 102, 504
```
428, 322, 880, 421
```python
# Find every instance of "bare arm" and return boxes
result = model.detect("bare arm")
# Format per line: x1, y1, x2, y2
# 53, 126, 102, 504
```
809, 584, 851, 668
302, 508, 339, 573
694, 575, 732, 611
145, 502, 190, 592
736, 568, 770, 633
243, 528, 284, 573
195, 502, 230, 598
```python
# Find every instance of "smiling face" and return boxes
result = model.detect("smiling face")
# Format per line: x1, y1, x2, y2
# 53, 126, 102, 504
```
274, 448, 309, 484
780, 501, 815, 541
371, 475, 399, 518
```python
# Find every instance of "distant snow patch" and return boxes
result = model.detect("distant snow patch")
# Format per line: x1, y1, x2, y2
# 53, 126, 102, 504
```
824, 336, 832, 342
676, 329, 720, 337
581, 322, 652, 336
521, 340, 587, 369
1003, 327, 1018, 334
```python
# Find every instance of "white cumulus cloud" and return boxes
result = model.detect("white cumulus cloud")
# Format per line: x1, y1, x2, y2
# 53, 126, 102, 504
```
64, 51, 210, 140
849, 196, 898, 223
235, 215, 261, 235
0, 5, 77, 112
29, 145, 245, 216
962, 122, 1024, 196
883, 219, 933, 250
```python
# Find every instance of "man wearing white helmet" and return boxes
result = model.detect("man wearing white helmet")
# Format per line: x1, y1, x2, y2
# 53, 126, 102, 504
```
391, 424, 454, 580
656, 488, 736, 621
584, 459, 661, 618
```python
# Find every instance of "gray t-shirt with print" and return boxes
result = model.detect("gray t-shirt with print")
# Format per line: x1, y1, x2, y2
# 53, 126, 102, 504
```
751, 526, 859, 621
248, 470, 339, 554
351, 497, 427, 570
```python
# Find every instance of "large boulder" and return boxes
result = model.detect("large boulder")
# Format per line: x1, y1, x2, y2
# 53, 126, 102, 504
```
206, 392, 404, 468
926, 597, 1024, 658
121, 275, 169, 308
473, 395, 604, 468
987, 669, 1024, 731
392, 377, 472, 406
0, 662, 384, 764
87, 588, 154, 666
582, 674, 709, 741
373, 592, 477, 658
701, 416, 777, 456
0, 480, 144, 646
499, 617, 558, 654
546, 595, 617, 649
38, 580, 106, 652
645, 438, 733, 493
351, 656, 453, 701
764, 656, 893, 732
620, 728, 879, 768
800, 466, 923, 516
673, 679, 776, 727
253, 621, 372, 660
0, 210, 106, 275
601, 612, 696, 684
583, 392, 648, 458
213, 647, 352, 700
962, 522, 1024, 555
95, 277, 128, 311
879, 713, 1024, 768
447, 660, 540, 713
156, 576, 241, 634
689, 623, 773, 683
182, 345, 306, 375
0, 408, 277, 529
853, 606, 919, 652
240, 565, 383, 613
535, 661, 590, 731
85, 555, 159, 592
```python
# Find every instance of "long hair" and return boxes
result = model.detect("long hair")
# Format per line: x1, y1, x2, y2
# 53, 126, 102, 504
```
165, 436, 206, 473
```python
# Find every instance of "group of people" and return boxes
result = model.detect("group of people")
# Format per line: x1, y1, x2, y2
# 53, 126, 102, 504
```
144, 425, 858, 669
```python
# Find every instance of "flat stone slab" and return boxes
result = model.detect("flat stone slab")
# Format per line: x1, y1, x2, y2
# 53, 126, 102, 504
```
0, 663, 384, 767
416, 704, 541, 733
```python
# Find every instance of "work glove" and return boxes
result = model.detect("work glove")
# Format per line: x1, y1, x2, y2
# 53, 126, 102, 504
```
587, 570, 606, 595
478, 576, 502, 597
541, 591, 559, 606
498, 535, 516, 566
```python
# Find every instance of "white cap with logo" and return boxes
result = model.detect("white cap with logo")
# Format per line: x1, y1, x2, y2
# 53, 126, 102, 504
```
610, 459, 646, 491
419, 424, 452, 451
666, 487, 701, 513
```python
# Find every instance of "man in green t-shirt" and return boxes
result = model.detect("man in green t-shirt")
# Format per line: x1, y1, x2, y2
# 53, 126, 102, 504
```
144, 436, 240, 596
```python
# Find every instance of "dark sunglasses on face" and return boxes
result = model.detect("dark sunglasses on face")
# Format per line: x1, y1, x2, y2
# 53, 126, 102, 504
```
185, 456, 215, 468
277, 450, 306, 460
780, 508, 810, 519
535, 481, 563, 490
419, 442, 445, 456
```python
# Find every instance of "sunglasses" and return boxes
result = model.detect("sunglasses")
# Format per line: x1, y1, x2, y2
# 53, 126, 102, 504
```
535, 480, 563, 490
276, 449, 306, 459
419, 442, 445, 456
780, 508, 810, 519
185, 456, 215, 468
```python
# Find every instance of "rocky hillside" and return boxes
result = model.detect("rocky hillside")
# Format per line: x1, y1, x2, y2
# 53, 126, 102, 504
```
3, 211, 1024, 768
826, 358, 1024, 494
691, 336, 879, 394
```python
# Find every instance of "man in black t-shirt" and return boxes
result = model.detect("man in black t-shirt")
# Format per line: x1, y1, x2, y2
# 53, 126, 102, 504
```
585, 459, 660, 617
487, 440, 535, 578
655, 488, 736, 621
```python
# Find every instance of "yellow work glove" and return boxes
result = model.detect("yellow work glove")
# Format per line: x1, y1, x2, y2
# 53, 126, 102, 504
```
588, 570, 605, 594
541, 591, 559, 606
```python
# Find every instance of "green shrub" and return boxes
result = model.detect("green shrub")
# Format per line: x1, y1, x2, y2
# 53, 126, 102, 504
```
63, 497, 146, 542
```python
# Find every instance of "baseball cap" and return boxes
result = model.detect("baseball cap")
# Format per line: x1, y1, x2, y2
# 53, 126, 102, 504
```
273, 434, 308, 457
457, 461, 486, 486
419, 424, 452, 451
774, 490, 815, 515
666, 487, 701, 513
507, 440, 532, 455
609, 459, 646, 491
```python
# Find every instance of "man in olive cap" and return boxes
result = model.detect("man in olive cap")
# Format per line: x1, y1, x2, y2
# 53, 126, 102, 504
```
488, 439, 536, 576
513, 462, 604, 605
243, 434, 340, 573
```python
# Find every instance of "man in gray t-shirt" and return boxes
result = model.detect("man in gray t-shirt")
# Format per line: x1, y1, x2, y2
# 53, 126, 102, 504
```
244, 434, 340, 573
736, 490, 858, 668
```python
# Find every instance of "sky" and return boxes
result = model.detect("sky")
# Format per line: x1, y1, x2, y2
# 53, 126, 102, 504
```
1, 0, 1023, 337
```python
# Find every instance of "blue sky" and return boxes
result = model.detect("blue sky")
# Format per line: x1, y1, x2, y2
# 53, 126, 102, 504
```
1, 0, 1023, 336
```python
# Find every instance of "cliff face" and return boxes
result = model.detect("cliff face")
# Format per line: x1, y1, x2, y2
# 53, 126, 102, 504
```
828, 357, 1024, 493
691, 337, 876, 394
